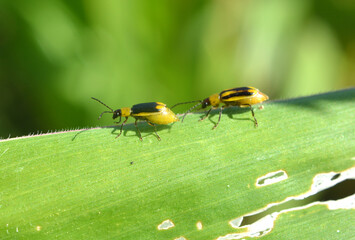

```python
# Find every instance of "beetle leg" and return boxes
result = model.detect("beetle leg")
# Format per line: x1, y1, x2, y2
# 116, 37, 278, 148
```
248, 104, 258, 127
212, 106, 224, 130
134, 119, 143, 141
147, 121, 161, 141
199, 108, 212, 122
116, 117, 128, 138
114, 116, 122, 124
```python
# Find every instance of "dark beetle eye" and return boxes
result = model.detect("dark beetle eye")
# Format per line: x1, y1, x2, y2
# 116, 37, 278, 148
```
201, 99, 210, 108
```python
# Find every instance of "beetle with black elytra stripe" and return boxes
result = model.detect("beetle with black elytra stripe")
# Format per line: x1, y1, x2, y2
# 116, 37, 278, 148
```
171, 87, 268, 129
92, 97, 179, 141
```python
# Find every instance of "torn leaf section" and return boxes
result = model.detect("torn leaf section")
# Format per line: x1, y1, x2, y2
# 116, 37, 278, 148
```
229, 217, 243, 228
219, 167, 355, 239
219, 215, 274, 240
256, 170, 288, 187
157, 219, 174, 230
327, 194, 355, 210
310, 168, 354, 195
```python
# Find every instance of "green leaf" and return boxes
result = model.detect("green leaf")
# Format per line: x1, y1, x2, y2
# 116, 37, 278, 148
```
0, 89, 354, 239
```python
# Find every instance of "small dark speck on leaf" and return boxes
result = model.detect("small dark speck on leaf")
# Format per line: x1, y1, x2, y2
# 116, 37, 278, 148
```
331, 173, 341, 181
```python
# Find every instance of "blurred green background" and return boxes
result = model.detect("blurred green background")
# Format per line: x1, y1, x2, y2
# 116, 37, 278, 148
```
0, 0, 354, 139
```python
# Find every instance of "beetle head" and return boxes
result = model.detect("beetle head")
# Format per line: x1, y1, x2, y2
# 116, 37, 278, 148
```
201, 97, 211, 109
112, 109, 121, 119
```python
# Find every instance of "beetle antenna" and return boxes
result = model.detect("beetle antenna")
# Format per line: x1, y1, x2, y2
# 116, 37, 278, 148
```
98, 111, 112, 120
91, 97, 114, 112
181, 101, 203, 122
170, 100, 202, 109
92, 97, 115, 120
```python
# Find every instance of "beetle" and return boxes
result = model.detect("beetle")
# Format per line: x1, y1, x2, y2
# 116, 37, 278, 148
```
92, 97, 179, 141
171, 87, 268, 129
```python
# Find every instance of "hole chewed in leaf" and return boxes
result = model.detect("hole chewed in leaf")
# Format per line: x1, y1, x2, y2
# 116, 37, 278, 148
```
196, 221, 203, 230
217, 167, 355, 239
157, 219, 175, 230
256, 170, 288, 187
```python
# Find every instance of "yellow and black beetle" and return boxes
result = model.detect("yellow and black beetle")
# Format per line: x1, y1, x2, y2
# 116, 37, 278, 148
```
92, 97, 179, 141
171, 87, 268, 129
